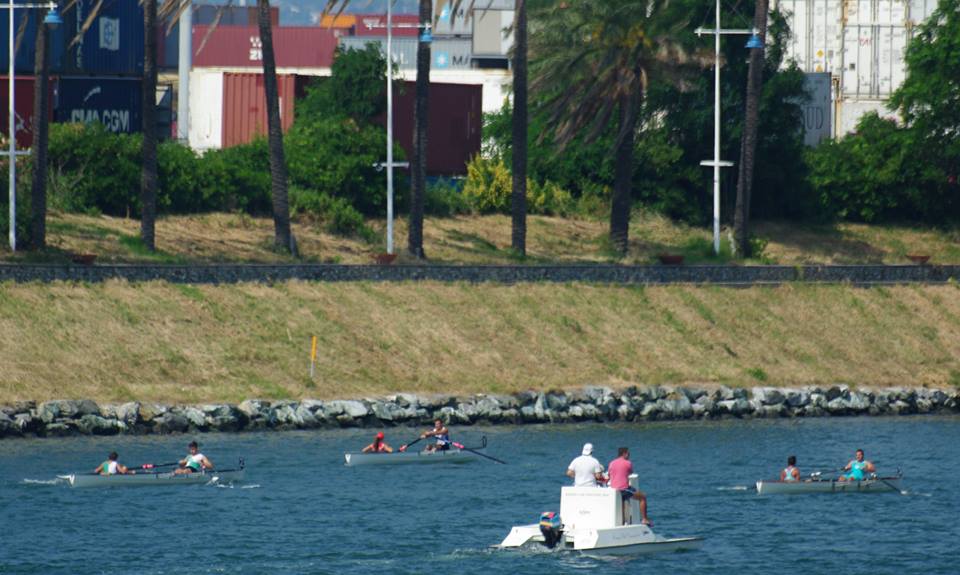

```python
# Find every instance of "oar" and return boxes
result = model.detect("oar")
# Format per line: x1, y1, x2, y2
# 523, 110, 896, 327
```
451, 441, 506, 465
398, 437, 423, 453
135, 461, 181, 470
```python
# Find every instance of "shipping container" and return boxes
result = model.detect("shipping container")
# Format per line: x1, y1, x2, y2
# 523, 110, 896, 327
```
839, 24, 907, 97
388, 81, 482, 176
434, 0, 516, 36
907, 0, 938, 23
192, 25, 338, 69
778, 0, 843, 73
0, 76, 54, 148
221, 72, 312, 148
62, 0, 145, 76
0, 6, 66, 73
472, 9, 514, 57
54, 76, 143, 134
319, 14, 357, 29
188, 69, 224, 150
194, 5, 279, 26
801, 73, 832, 146
353, 14, 422, 37
843, 0, 906, 25
340, 36, 474, 70
836, 98, 892, 134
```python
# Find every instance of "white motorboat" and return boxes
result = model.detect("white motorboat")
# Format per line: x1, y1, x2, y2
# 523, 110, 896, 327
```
499, 474, 703, 556
344, 447, 481, 466
59, 460, 245, 488
756, 473, 903, 495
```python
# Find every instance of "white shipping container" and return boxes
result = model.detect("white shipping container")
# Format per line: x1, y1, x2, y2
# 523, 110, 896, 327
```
907, 0, 938, 23
188, 69, 223, 151
843, 0, 907, 25
840, 24, 907, 97
472, 9, 514, 56
433, 0, 514, 36
836, 98, 894, 134
777, 0, 843, 74
340, 36, 475, 70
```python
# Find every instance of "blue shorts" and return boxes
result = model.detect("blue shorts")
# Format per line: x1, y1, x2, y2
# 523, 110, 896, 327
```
619, 487, 637, 501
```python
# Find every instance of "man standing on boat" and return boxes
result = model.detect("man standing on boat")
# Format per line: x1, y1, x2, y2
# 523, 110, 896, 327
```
607, 447, 652, 526
838, 449, 875, 481
362, 431, 394, 453
93, 452, 134, 475
566, 443, 604, 487
780, 455, 801, 482
174, 441, 214, 475
421, 419, 451, 452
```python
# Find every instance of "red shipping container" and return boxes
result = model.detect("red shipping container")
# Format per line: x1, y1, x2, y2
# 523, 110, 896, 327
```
352, 14, 422, 37
0, 76, 55, 149
192, 26, 338, 69
222, 72, 302, 148
390, 82, 482, 176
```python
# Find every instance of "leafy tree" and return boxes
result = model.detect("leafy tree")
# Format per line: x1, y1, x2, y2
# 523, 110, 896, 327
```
297, 44, 391, 124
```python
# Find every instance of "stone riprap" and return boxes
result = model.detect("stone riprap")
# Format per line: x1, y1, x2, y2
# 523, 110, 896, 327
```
0, 263, 958, 285
1, 386, 957, 439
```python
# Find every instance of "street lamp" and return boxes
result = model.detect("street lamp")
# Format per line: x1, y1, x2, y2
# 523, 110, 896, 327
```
695, 0, 756, 255
3, 2, 61, 252
365, 7, 432, 255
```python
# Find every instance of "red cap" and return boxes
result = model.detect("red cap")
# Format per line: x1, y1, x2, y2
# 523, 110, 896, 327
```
376, 432, 384, 439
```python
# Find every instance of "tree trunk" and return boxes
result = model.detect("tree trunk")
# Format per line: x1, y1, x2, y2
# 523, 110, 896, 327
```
29, 15, 51, 250
610, 94, 637, 256
258, 0, 294, 254
733, 0, 769, 258
510, 0, 527, 256
407, 0, 431, 259
140, 0, 158, 251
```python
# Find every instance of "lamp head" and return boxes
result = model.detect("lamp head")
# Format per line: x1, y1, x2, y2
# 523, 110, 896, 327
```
44, 6, 63, 28
419, 24, 433, 44
745, 34, 763, 49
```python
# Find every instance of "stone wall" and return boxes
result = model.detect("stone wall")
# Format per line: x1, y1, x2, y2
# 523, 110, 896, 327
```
0, 263, 958, 285
2, 385, 957, 439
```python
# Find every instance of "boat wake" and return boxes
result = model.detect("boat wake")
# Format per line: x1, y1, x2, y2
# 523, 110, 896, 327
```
716, 485, 750, 491
21, 478, 64, 486
213, 482, 260, 489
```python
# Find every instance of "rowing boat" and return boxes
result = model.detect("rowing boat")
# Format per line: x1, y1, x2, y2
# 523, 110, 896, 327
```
344, 447, 480, 467
756, 474, 902, 495
58, 460, 245, 488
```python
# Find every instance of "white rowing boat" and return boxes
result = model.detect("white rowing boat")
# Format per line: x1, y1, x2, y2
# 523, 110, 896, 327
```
344, 448, 481, 467
756, 474, 903, 495
499, 475, 703, 556
58, 461, 245, 488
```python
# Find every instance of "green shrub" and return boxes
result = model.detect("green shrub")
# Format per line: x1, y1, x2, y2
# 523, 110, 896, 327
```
199, 140, 272, 214
425, 178, 470, 217
290, 186, 376, 241
528, 179, 574, 216
462, 156, 577, 216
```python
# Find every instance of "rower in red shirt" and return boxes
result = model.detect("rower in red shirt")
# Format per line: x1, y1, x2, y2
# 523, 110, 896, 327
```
607, 447, 652, 526
362, 431, 394, 453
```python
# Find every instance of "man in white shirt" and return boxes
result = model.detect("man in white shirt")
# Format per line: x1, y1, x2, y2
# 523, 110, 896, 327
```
566, 443, 604, 487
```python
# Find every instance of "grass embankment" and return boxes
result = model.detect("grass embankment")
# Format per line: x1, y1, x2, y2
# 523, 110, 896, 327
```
1, 281, 959, 404
1, 211, 958, 265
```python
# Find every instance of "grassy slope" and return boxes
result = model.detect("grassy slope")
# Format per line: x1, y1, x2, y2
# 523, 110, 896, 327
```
1, 281, 959, 404
1, 211, 959, 265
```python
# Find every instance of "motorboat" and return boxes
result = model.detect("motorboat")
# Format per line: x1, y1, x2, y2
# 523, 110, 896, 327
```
498, 474, 703, 556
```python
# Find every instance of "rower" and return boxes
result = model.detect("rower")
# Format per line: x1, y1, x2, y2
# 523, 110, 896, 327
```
566, 443, 604, 487
838, 449, 875, 481
780, 455, 800, 482
94, 452, 134, 475
174, 441, 214, 475
607, 447, 652, 526
362, 431, 394, 453
421, 419, 450, 452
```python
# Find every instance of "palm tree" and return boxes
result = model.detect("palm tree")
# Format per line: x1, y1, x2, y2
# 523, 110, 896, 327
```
733, 0, 768, 257
407, 0, 432, 259
511, 0, 527, 256
530, 0, 702, 256
257, 0, 294, 254
141, 0, 159, 251
29, 13, 52, 250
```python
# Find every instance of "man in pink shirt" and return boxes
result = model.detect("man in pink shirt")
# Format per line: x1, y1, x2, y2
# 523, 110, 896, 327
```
607, 447, 652, 526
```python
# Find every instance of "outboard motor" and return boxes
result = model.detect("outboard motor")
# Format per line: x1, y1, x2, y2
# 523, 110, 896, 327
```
539, 511, 563, 549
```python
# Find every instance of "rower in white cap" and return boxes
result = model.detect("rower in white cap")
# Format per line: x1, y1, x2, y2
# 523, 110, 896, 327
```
566, 442, 605, 487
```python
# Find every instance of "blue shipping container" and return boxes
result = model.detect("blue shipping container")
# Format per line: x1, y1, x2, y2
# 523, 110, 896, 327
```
55, 76, 142, 134
0, 3, 66, 73
63, 0, 144, 75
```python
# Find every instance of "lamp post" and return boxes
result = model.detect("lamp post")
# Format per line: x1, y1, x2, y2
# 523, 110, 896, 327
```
695, 0, 758, 255
3, 2, 61, 252
366, 7, 432, 255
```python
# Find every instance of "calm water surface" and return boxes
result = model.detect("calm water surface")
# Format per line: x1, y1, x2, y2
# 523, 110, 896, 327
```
1, 416, 957, 574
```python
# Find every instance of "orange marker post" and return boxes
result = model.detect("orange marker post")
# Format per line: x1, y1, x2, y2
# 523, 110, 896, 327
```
309, 335, 318, 378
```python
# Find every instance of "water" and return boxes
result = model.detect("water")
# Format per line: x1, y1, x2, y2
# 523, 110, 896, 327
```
1, 416, 958, 574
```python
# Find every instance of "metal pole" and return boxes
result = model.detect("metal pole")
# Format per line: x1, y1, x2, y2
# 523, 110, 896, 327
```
386, 0, 394, 255
713, 0, 721, 256
177, 0, 192, 143
8, 0, 15, 252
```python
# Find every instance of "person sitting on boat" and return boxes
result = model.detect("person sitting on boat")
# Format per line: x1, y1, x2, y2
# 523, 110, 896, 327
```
838, 449, 875, 481
607, 447, 652, 526
362, 431, 394, 453
94, 452, 134, 475
174, 441, 214, 475
780, 455, 801, 482
421, 419, 451, 452
566, 443, 604, 487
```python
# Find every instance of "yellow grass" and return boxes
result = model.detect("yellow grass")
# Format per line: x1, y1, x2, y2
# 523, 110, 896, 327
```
1, 211, 957, 265
1, 280, 959, 404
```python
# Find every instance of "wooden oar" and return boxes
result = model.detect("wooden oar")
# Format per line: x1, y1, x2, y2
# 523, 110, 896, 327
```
451, 441, 506, 464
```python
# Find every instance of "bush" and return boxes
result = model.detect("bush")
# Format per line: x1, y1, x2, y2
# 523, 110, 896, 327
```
462, 157, 576, 216
425, 178, 470, 217
289, 187, 376, 241
199, 140, 272, 214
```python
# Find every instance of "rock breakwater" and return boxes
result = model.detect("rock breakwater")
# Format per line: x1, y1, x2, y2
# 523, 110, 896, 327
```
2, 385, 957, 439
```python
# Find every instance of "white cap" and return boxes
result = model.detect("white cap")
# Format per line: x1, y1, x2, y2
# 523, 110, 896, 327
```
582, 443, 593, 455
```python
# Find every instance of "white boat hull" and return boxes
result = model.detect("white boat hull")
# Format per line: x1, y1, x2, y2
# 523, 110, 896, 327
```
756, 476, 902, 495
59, 468, 244, 488
499, 523, 703, 556
344, 448, 480, 467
